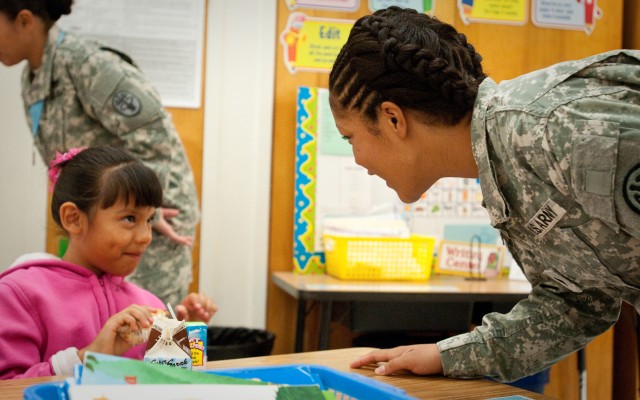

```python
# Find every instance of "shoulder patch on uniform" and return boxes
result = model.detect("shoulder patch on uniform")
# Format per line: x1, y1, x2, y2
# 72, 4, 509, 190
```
112, 90, 142, 117
623, 163, 640, 215
525, 199, 567, 239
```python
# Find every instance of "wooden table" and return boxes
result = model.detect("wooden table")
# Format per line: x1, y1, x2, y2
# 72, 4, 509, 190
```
3, 348, 553, 400
273, 271, 532, 352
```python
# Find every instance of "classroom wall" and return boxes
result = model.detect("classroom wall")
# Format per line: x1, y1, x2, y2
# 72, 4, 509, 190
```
0, 67, 47, 269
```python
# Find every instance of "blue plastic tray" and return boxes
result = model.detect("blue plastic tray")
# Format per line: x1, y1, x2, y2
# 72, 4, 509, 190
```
206, 364, 414, 399
23, 364, 416, 400
23, 380, 71, 400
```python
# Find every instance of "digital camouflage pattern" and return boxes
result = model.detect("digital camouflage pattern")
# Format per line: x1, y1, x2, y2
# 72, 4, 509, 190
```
21, 26, 200, 306
438, 50, 640, 382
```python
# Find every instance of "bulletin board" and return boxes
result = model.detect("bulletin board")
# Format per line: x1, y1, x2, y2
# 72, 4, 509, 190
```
284, 0, 628, 277
292, 87, 494, 275
293, 86, 399, 274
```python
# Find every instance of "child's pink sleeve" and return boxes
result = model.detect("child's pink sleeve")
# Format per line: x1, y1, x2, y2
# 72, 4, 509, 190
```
0, 281, 55, 379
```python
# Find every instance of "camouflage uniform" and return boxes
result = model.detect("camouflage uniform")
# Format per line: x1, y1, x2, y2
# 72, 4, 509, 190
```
438, 50, 640, 381
21, 26, 200, 306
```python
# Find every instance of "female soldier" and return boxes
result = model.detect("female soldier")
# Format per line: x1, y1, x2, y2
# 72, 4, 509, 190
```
0, 0, 200, 306
331, 7, 640, 381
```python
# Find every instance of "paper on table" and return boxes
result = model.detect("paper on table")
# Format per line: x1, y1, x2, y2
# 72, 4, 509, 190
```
323, 215, 410, 238
69, 384, 280, 400
80, 352, 257, 385
68, 384, 328, 400
73, 353, 328, 400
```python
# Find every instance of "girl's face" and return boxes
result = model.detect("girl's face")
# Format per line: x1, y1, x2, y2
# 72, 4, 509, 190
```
331, 105, 430, 204
0, 12, 30, 67
64, 198, 156, 277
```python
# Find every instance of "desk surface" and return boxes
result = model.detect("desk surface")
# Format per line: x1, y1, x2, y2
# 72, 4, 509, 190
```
273, 271, 532, 302
2, 348, 552, 400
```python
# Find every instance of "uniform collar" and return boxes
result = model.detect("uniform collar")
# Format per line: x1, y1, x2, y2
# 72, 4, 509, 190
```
470, 78, 509, 226
22, 25, 63, 106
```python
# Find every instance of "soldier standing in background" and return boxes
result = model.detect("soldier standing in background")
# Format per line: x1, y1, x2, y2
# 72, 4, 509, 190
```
0, 0, 200, 306
332, 7, 640, 382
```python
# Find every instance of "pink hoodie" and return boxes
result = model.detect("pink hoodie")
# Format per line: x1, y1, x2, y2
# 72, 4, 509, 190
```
0, 258, 164, 379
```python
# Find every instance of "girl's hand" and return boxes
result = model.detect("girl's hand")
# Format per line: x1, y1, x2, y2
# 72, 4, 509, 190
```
349, 344, 444, 376
175, 293, 218, 323
77, 305, 157, 362
153, 208, 194, 247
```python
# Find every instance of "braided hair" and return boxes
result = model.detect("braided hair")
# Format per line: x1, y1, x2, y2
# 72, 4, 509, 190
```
329, 7, 486, 126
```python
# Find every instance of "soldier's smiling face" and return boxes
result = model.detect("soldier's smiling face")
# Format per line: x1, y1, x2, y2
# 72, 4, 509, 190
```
330, 99, 433, 204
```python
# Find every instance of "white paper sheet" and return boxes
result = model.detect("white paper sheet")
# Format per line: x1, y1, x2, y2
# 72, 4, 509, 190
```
69, 384, 280, 400
58, 0, 205, 108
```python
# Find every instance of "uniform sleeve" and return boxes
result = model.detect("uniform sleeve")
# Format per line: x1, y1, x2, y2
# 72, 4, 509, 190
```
69, 51, 174, 187
437, 278, 619, 382
0, 281, 55, 379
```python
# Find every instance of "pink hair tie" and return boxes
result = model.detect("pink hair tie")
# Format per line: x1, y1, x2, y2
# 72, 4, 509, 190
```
48, 147, 86, 192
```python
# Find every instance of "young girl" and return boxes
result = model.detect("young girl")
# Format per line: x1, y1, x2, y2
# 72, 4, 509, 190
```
0, 147, 217, 380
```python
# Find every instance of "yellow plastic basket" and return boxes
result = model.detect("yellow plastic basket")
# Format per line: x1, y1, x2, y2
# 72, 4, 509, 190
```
323, 235, 436, 281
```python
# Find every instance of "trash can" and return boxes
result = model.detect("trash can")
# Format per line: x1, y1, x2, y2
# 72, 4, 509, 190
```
206, 326, 275, 361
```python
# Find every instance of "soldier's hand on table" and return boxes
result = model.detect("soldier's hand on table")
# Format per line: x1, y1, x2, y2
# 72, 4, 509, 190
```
153, 207, 194, 246
350, 344, 443, 376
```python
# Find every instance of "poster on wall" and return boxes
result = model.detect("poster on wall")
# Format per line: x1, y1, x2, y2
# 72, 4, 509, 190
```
436, 240, 506, 278
280, 13, 354, 74
532, 0, 602, 35
369, 0, 435, 13
457, 0, 528, 25
293, 86, 399, 274
57, 0, 205, 108
411, 178, 486, 218
285, 0, 360, 11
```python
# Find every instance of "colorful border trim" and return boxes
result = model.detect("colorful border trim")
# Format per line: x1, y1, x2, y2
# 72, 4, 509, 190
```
293, 86, 326, 274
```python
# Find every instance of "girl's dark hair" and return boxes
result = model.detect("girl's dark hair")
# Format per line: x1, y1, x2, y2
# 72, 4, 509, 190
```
0, 0, 73, 22
329, 6, 486, 126
51, 146, 163, 228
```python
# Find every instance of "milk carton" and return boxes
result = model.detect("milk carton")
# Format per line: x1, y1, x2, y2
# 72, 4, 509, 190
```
143, 315, 192, 370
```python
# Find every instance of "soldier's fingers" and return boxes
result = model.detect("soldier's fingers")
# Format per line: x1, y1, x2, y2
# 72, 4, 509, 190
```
350, 349, 394, 368
161, 208, 180, 218
374, 360, 402, 375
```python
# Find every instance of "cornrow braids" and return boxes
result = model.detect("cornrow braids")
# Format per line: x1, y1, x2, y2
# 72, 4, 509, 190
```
329, 6, 486, 126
